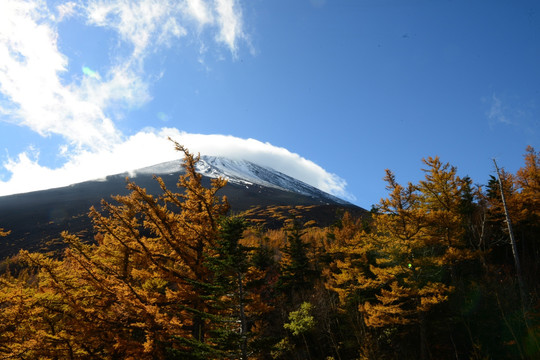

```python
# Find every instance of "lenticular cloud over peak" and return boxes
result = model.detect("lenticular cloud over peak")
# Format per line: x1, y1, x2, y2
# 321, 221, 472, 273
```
171, 131, 351, 200
0, 128, 353, 201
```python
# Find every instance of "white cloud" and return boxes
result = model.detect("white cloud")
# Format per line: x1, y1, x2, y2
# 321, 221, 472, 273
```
184, 0, 213, 26
487, 95, 511, 125
85, 0, 187, 59
56, 1, 78, 21
76, 64, 151, 111
0, 0, 131, 150
214, 0, 245, 54
174, 131, 350, 199
0, 129, 175, 195
0, 129, 352, 200
84, 0, 246, 59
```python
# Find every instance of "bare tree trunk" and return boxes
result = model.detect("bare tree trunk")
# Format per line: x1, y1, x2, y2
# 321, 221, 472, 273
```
237, 272, 248, 360
493, 160, 540, 353
493, 159, 526, 305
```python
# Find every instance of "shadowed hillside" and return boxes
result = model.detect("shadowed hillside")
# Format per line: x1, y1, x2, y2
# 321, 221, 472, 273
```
0, 171, 365, 259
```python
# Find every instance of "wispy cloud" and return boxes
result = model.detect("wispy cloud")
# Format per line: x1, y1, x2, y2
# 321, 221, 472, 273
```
0, 129, 352, 200
487, 94, 511, 125
214, 0, 245, 54
85, 0, 246, 60
486, 94, 538, 137
85, 0, 187, 60
55, 1, 78, 21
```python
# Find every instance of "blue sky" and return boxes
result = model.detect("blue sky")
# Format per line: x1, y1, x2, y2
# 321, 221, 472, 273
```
0, 0, 538, 209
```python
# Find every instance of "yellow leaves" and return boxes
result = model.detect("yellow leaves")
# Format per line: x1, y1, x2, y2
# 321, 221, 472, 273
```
0, 144, 242, 358
376, 282, 412, 306
141, 276, 168, 294
362, 301, 411, 328
143, 334, 156, 353
0, 260, 90, 358
361, 279, 453, 328
515, 146, 540, 220
441, 246, 477, 264
417, 282, 452, 313
368, 263, 398, 281
326, 157, 476, 332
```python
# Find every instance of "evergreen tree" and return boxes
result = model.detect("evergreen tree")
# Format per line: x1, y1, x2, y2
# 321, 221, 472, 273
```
278, 220, 318, 303
206, 216, 271, 359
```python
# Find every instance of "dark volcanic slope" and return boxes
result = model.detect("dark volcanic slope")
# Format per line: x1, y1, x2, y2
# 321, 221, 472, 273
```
0, 171, 364, 259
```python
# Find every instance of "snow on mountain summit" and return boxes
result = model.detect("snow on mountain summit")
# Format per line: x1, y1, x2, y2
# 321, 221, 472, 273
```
133, 156, 350, 205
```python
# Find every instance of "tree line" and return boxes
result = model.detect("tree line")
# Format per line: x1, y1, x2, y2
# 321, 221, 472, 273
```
0, 143, 538, 359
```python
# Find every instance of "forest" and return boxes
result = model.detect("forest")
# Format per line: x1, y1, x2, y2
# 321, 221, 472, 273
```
0, 142, 538, 360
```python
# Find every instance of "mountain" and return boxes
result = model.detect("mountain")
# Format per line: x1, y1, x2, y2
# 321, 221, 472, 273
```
0, 156, 365, 259
138, 156, 351, 206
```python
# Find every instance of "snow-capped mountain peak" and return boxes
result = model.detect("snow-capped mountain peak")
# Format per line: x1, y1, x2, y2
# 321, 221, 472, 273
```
133, 156, 350, 205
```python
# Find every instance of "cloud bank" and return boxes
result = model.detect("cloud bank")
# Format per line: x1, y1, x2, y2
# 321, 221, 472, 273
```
0, 0, 352, 200
0, 129, 352, 200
